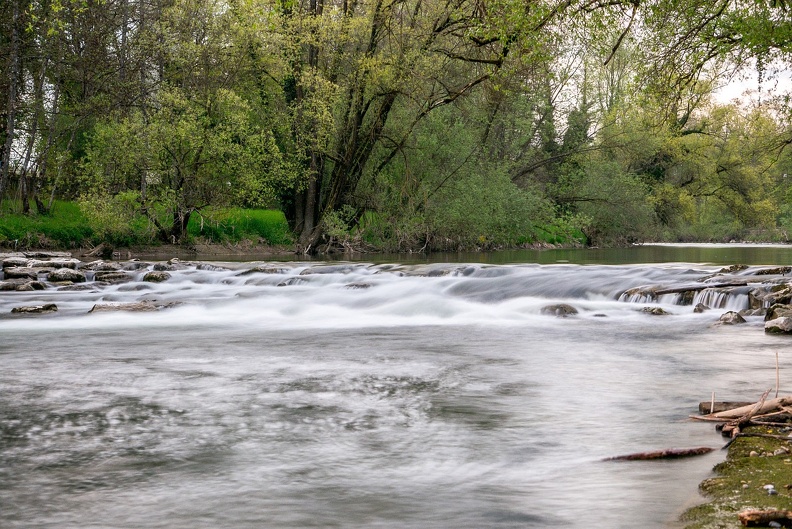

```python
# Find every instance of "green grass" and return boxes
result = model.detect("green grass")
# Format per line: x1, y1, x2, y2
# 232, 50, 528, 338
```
0, 200, 94, 249
187, 207, 292, 245
0, 201, 293, 249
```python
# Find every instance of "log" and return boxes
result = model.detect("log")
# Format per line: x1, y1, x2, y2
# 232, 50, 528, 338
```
604, 447, 715, 461
699, 401, 754, 414
710, 396, 792, 420
738, 509, 792, 526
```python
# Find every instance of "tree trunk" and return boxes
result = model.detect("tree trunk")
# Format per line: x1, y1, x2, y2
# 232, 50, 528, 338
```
0, 0, 23, 206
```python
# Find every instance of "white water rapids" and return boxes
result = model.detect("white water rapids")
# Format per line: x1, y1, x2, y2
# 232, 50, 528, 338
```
1, 256, 790, 528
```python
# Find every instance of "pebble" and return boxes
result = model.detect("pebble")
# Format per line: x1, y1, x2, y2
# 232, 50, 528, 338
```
750, 451, 760, 457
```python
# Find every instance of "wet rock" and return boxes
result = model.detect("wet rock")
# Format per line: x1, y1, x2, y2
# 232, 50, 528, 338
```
47, 268, 86, 283
766, 304, 792, 322
694, 303, 710, 313
237, 266, 288, 275
300, 264, 359, 275
195, 263, 230, 271
640, 307, 671, 316
345, 282, 373, 289
752, 285, 792, 308
2, 256, 29, 268
122, 261, 150, 271
765, 317, 792, 334
89, 301, 159, 313
81, 260, 122, 272
277, 277, 307, 287
540, 304, 579, 317
15, 281, 46, 291
756, 266, 792, 276
143, 271, 171, 283
718, 264, 749, 274
58, 284, 102, 291
93, 271, 132, 283
24, 251, 72, 259
740, 308, 766, 317
719, 311, 747, 325
27, 258, 80, 269
11, 303, 58, 314
4, 266, 47, 280
620, 287, 658, 302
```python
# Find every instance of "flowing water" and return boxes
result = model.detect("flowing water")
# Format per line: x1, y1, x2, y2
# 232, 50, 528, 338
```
2, 244, 792, 529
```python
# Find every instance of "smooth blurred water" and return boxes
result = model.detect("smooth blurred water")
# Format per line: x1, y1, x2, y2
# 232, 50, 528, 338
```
2, 250, 791, 528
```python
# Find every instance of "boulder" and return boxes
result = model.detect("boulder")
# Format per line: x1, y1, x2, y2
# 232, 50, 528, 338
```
693, 303, 709, 313
765, 317, 792, 335
15, 281, 46, 291
719, 311, 747, 325
540, 303, 579, 317
143, 271, 171, 283
766, 304, 792, 322
11, 303, 58, 314
47, 268, 87, 283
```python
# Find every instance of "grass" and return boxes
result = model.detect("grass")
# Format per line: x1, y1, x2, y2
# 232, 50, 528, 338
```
0, 200, 293, 249
0, 200, 94, 249
682, 425, 792, 528
187, 207, 292, 245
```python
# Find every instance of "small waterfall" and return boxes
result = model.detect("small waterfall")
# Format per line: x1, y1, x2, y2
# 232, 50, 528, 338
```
692, 288, 750, 310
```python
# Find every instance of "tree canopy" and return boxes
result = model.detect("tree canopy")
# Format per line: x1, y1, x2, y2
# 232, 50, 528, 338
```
2, 0, 792, 250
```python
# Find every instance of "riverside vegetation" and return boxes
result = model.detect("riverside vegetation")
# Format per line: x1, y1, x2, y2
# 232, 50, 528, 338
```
3, 1, 792, 253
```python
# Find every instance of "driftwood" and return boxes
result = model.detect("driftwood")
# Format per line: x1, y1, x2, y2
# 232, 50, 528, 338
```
738, 509, 792, 527
604, 447, 715, 461
710, 395, 792, 420
699, 401, 753, 414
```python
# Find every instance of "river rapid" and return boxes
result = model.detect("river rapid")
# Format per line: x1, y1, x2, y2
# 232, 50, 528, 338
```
2, 245, 792, 528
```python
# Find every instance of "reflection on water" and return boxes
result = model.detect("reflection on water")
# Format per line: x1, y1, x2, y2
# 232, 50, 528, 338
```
1, 250, 791, 528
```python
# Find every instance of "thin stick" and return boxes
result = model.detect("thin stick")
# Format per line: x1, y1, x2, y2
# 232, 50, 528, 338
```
711, 391, 715, 414
777, 352, 780, 399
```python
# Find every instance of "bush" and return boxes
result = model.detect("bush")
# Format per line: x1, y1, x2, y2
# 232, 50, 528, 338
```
187, 208, 292, 245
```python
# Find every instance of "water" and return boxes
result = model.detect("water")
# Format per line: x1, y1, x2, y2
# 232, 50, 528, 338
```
2, 245, 792, 529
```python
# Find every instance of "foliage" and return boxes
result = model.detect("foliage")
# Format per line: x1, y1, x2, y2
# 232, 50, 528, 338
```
0, 200, 93, 248
188, 208, 292, 245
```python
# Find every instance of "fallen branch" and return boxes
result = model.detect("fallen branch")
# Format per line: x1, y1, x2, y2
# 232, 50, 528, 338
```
604, 447, 715, 461
709, 394, 792, 420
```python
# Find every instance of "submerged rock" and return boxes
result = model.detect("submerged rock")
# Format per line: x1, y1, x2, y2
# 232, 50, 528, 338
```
694, 303, 710, 313
88, 301, 159, 313
640, 307, 671, 316
765, 317, 792, 334
11, 303, 58, 314
540, 304, 578, 317
719, 311, 747, 325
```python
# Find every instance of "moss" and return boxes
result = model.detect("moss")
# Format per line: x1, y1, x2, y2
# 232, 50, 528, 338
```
682, 425, 792, 528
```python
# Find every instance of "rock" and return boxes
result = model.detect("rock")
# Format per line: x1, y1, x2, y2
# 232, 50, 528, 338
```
765, 317, 792, 334
540, 304, 579, 317
345, 283, 373, 289
89, 301, 159, 313
718, 264, 749, 274
0, 279, 36, 291
23, 251, 72, 258
766, 304, 792, 322
719, 311, 747, 325
93, 271, 132, 283
2, 256, 29, 268
81, 260, 122, 271
237, 266, 287, 276
143, 271, 171, 283
47, 268, 87, 283
740, 308, 766, 317
14, 281, 47, 291
4, 266, 47, 280
756, 266, 792, 275
640, 307, 671, 316
27, 258, 80, 269
11, 303, 58, 314
694, 303, 709, 313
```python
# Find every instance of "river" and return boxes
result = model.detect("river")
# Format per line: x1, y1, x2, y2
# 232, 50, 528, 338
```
2, 243, 791, 528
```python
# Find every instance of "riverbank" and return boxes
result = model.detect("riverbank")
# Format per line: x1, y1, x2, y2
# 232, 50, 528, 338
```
682, 424, 792, 528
